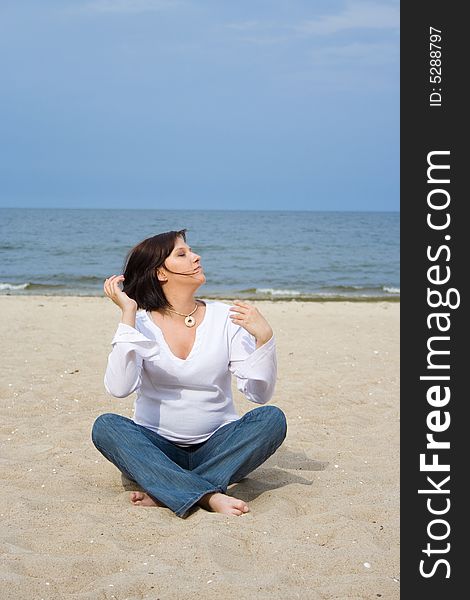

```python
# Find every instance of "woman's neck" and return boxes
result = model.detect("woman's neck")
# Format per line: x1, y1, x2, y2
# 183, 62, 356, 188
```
162, 290, 200, 316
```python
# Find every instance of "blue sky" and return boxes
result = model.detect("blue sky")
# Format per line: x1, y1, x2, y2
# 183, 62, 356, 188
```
0, 0, 399, 211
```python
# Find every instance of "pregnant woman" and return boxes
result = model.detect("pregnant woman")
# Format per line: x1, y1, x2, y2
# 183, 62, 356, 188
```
91, 229, 287, 518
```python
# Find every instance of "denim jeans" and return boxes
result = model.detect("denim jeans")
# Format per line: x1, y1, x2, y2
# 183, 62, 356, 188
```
91, 405, 287, 518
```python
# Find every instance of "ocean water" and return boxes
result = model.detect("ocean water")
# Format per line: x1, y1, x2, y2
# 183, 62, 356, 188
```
0, 208, 399, 300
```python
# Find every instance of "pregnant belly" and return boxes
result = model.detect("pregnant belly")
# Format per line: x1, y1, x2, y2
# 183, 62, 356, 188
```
133, 387, 239, 444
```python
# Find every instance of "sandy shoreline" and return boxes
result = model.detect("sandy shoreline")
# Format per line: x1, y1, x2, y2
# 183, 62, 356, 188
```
1, 296, 399, 599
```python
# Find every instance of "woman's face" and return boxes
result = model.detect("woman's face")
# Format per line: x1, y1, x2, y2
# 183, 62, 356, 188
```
160, 238, 205, 284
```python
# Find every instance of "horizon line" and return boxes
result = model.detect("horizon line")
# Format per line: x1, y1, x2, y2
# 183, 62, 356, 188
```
0, 206, 400, 213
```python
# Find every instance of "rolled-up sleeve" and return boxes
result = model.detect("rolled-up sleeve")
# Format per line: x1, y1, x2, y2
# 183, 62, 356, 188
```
104, 323, 160, 398
228, 326, 277, 405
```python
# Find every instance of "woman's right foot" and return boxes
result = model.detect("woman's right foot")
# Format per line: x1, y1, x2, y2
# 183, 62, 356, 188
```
130, 491, 165, 507
198, 492, 250, 516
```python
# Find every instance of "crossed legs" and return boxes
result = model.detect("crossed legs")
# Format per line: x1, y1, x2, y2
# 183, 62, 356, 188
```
91, 405, 287, 518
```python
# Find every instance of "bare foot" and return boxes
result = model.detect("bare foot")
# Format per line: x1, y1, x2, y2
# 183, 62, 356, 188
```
198, 492, 250, 516
130, 491, 165, 507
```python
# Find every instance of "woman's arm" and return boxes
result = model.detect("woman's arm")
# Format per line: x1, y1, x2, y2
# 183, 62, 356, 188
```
104, 319, 160, 398
229, 329, 277, 404
121, 305, 137, 328
228, 302, 277, 404
103, 275, 160, 398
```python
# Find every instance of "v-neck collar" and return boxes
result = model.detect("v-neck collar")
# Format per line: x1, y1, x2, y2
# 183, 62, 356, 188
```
145, 300, 209, 363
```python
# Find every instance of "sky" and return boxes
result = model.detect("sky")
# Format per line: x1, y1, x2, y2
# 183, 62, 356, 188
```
0, 0, 399, 211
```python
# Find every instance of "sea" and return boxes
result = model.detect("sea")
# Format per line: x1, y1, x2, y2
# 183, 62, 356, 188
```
0, 208, 399, 301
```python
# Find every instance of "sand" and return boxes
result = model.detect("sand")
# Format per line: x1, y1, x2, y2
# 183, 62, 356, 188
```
0, 295, 399, 599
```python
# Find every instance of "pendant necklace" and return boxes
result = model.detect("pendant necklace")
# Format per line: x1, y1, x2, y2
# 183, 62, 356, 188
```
167, 303, 199, 327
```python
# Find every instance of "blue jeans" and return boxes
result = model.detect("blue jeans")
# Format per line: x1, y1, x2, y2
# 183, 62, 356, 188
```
91, 405, 287, 518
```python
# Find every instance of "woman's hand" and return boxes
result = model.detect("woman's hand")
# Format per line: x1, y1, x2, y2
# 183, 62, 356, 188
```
103, 275, 138, 313
229, 300, 273, 347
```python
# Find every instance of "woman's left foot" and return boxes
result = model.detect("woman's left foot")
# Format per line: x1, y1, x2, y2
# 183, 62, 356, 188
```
130, 491, 165, 507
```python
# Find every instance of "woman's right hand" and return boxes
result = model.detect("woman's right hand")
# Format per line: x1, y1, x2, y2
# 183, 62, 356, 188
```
103, 275, 138, 313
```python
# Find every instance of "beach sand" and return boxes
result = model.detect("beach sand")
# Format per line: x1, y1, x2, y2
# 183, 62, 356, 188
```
0, 296, 399, 599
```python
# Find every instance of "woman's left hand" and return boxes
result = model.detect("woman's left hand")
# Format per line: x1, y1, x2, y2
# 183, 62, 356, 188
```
229, 300, 273, 346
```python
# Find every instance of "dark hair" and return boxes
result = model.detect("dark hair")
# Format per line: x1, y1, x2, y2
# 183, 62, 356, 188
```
122, 229, 187, 311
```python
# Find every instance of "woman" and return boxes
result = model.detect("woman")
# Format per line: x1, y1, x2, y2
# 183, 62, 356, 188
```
92, 229, 287, 518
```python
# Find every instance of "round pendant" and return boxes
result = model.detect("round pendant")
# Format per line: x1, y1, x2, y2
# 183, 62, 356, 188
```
185, 315, 196, 327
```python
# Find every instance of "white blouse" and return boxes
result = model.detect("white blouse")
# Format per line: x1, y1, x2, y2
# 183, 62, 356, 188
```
104, 299, 277, 446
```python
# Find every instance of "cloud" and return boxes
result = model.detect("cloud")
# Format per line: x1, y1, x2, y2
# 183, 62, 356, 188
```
229, 34, 292, 46
223, 18, 291, 45
79, 0, 182, 14
287, 38, 399, 92
225, 21, 262, 32
224, 2, 399, 46
295, 1, 399, 36
311, 41, 399, 66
